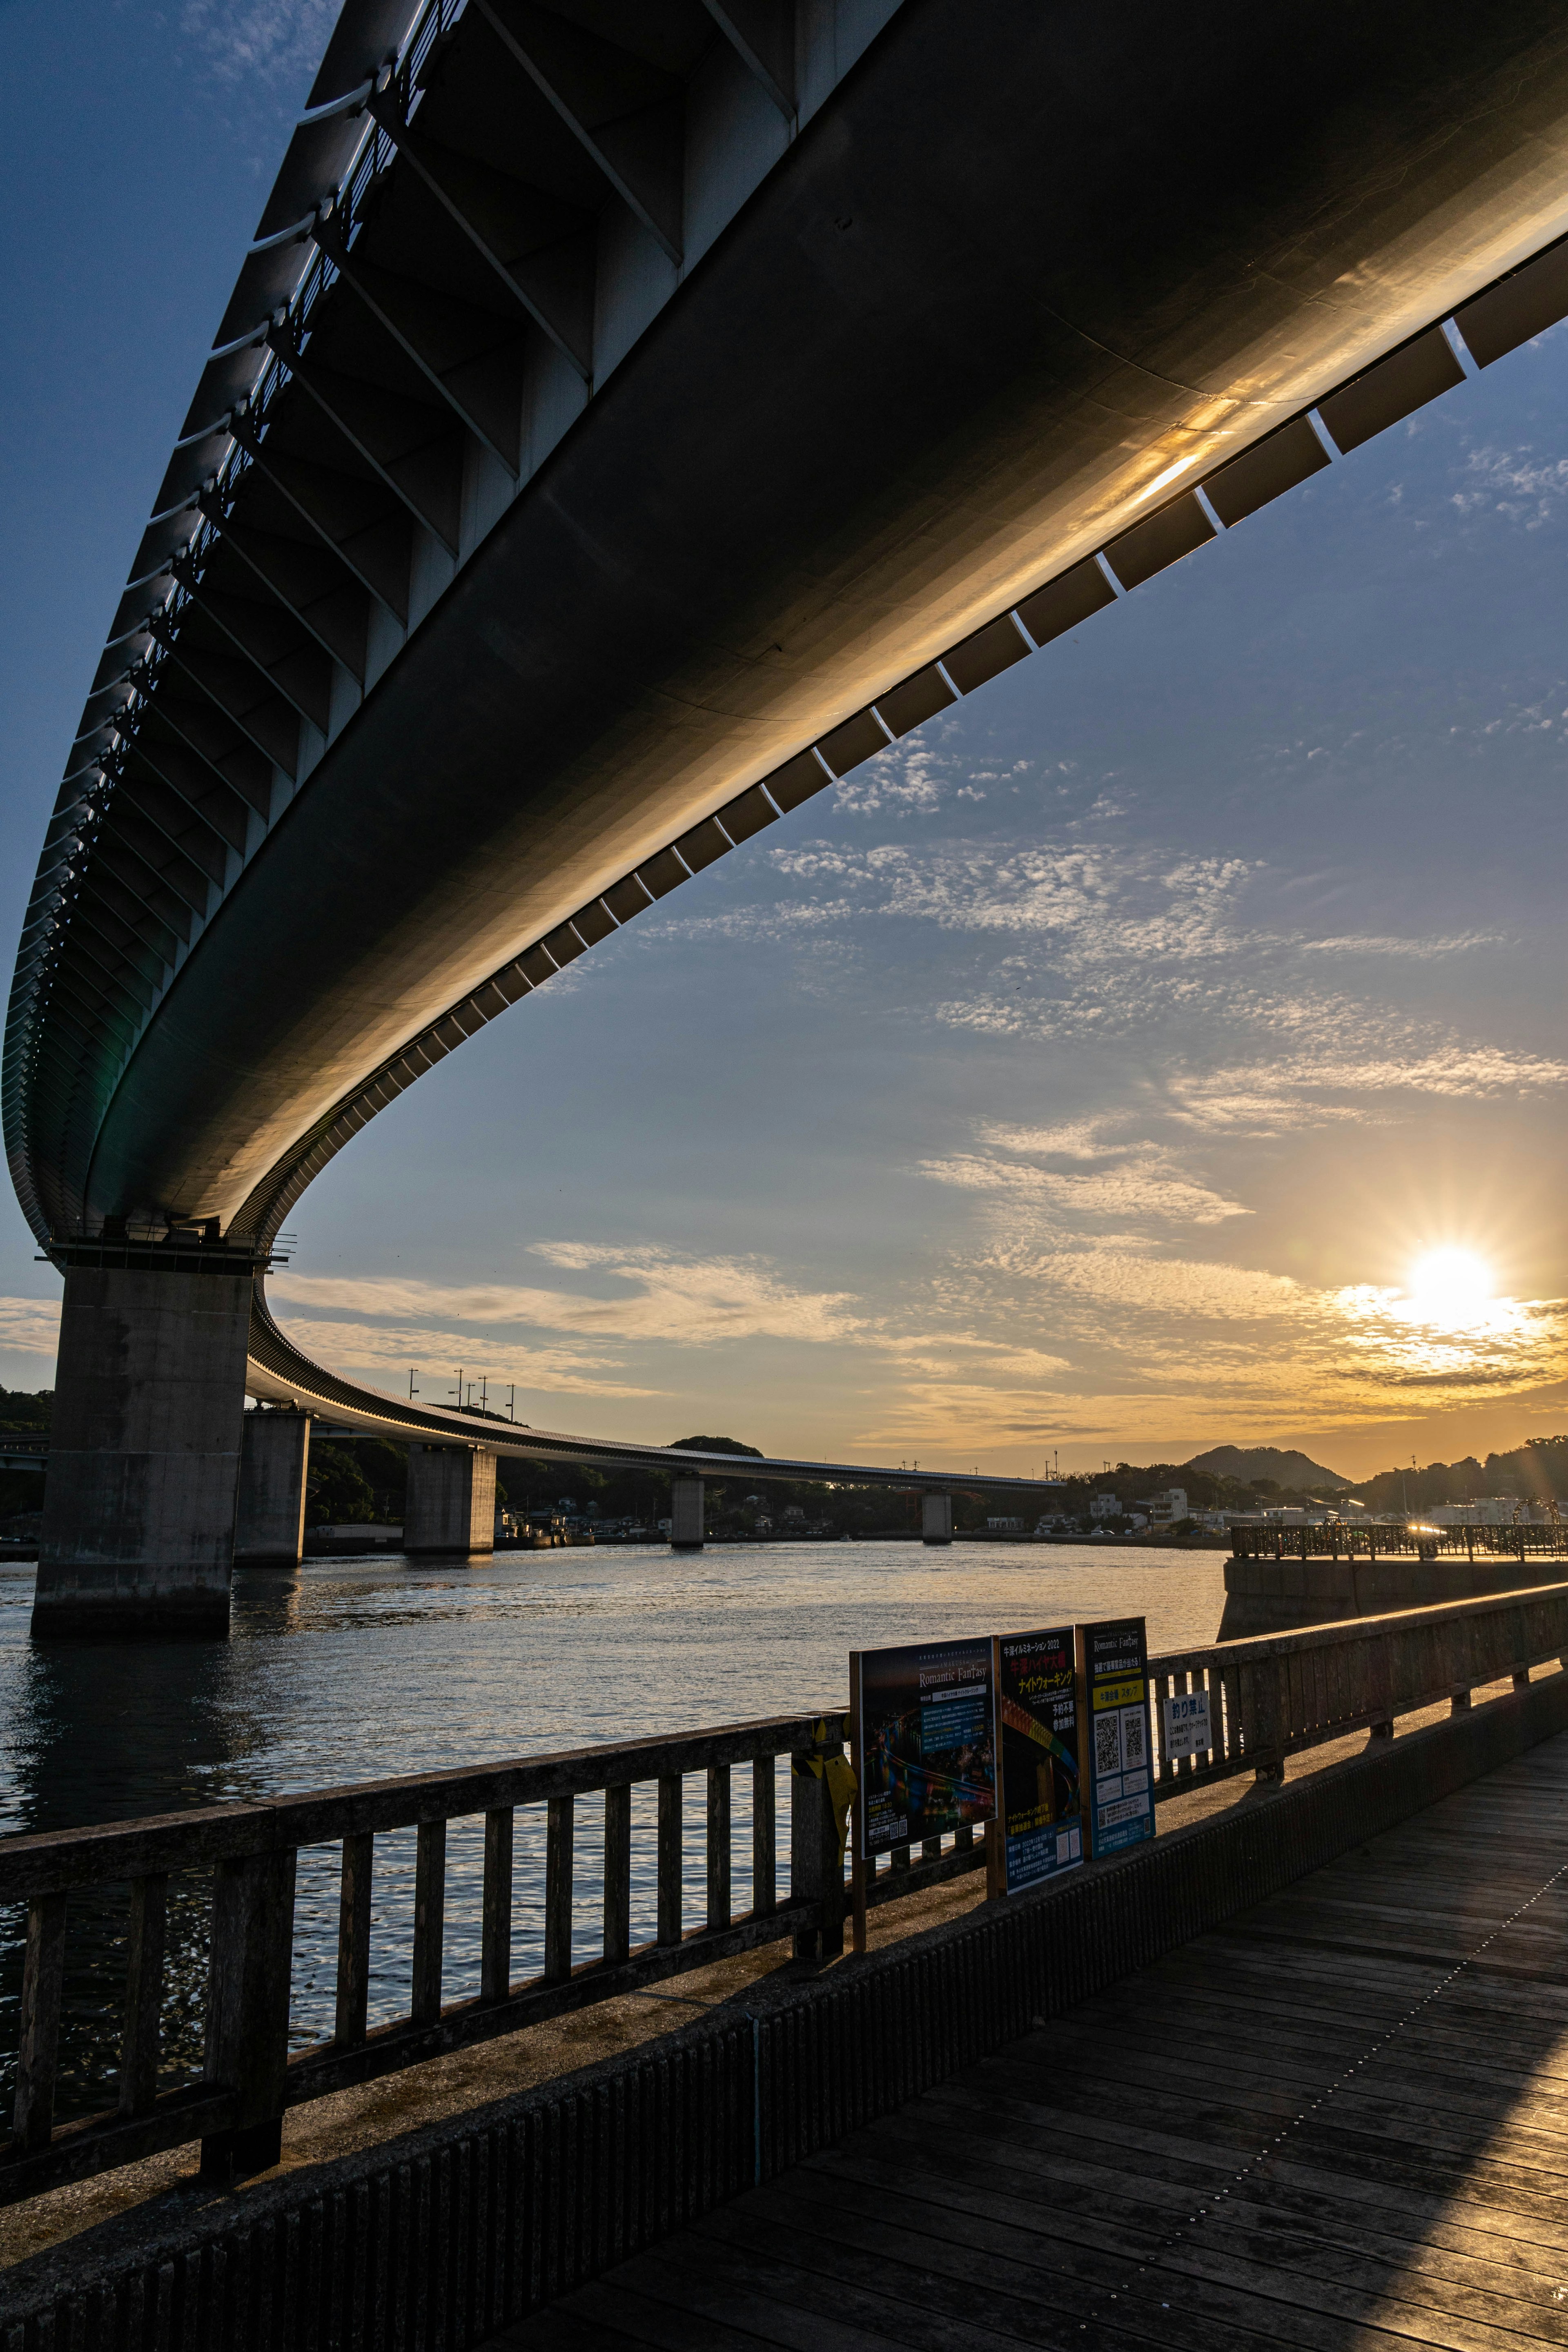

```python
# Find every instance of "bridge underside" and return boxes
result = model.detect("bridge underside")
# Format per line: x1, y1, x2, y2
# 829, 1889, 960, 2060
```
16, 1, 1568, 1247
18, 0, 1568, 1631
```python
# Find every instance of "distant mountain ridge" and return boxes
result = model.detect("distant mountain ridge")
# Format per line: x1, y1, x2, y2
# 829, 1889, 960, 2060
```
1186, 1444, 1350, 1491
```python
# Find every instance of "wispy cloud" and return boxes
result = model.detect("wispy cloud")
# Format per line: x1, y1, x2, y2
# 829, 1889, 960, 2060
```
180, 0, 339, 89
917, 1153, 1248, 1227
1452, 444, 1568, 530
267, 1317, 656, 1399
0, 1298, 60, 1358
270, 1248, 862, 1350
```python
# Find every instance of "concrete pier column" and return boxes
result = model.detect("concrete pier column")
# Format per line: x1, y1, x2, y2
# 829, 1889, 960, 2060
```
235, 1410, 311, 1563
922, 1491, 954, 1547
404, 1445, 495, 1554
670, 1472, 704, 1552
33, 1236, 259, 1638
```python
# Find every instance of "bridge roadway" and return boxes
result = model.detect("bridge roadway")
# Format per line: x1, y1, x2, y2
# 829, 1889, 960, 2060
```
517, 1731, 1568, 2352
16, 0, 1568, 1631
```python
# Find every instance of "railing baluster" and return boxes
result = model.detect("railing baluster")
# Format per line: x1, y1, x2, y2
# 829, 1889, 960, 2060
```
118, 1873, 167, 2117
335, 1831, 374, 2047
201, 1848, 296, 2180
411, 1818, 446, 2024
604, 1782, 632, 1962
707, 1764, 731, 1931
544, 1795, 574, 1983
752, 1757, 775, 1915
657, 1773, 682, 1945
14, 1893, 67, 2151
481, 1807, 513, 2002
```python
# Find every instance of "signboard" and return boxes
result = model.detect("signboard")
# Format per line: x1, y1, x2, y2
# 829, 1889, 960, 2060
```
854, 1638, 997, 1859
1162, 1687, 1211, 1761
1077, 1617, 1154, 1858
993, 1626, 1082, 1893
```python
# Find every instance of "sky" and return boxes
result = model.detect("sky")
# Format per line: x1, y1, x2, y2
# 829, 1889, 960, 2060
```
1, 4, 1566, 1481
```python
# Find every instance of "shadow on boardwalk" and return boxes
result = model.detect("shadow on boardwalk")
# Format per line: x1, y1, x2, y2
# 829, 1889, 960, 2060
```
507, 1735, 1568, 2350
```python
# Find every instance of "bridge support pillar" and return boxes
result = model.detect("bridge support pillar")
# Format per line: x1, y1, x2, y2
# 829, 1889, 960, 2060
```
670, 1472, 704, 1552
33, 1239, 258, 1638
922, 1491, 953, 1547
405, 1446, 495, 1554
234, 1409, 311, 1563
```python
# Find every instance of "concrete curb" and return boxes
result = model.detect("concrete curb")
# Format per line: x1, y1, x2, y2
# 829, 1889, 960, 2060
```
7, 1676, 1566, 2348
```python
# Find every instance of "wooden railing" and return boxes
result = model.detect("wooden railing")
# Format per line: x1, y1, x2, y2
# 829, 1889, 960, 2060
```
4, 1581, 1567, 2207
1229, 1519, 1568, 1561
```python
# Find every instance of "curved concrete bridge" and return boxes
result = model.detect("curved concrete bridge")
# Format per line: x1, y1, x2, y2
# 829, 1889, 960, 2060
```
11, 0, 1568, 1628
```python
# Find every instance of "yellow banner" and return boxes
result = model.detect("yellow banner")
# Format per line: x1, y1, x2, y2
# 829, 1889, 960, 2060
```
1092, 1676, 1145, 1710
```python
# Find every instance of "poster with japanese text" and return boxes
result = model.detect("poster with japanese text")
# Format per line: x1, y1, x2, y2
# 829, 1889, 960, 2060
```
855, 1638, 997, 1859
994, 1626, 1082, 1893
1077, 1617, 1154, 1858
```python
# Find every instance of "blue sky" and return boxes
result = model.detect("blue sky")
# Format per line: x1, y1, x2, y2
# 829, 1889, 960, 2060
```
1, 2, 1565, 1478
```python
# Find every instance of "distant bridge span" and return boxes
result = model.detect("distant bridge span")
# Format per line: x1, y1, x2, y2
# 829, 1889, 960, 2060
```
12, 0, 1568, 1626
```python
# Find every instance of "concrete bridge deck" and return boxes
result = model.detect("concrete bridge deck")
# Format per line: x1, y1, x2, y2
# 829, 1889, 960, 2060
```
516, 1734, 1568, 2351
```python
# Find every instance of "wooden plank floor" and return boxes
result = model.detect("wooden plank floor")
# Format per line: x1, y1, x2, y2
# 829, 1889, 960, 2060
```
501, 1734, 1568, 2350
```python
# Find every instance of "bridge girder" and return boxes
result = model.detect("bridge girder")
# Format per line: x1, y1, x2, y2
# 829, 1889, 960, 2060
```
9, 0, 1568, 1276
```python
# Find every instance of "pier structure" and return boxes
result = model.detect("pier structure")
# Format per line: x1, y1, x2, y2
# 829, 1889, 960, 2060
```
13, 0, 1568, 1631
403, 1440, 498, 1555
233, 1405, 311, 1564
3, 1581, 1567, 2339
922, 1491, 954, 1547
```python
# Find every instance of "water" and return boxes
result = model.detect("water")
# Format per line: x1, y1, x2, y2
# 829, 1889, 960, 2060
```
0, 1540, 1225, 2123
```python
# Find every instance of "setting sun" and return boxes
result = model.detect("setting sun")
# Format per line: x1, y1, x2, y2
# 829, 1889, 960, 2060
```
1405, 1247, 1496, 1321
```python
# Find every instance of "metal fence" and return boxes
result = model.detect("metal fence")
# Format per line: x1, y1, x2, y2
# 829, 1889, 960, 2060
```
4, 1579, 1567, 2207
1229, 1518, 1568, 1561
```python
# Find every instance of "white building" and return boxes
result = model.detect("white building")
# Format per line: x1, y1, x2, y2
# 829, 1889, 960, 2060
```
1147, 1488, 1189, 1528
1089, 1492, 1121, 1521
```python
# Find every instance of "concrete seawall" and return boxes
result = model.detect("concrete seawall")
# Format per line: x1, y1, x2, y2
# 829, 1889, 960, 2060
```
1218, 1545, 1568, 1639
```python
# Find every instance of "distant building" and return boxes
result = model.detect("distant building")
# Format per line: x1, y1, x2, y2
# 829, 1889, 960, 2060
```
1089, 1492, 1121, 1521
987, 1516, 1025, 1533
1147, 1488, 1189, 1528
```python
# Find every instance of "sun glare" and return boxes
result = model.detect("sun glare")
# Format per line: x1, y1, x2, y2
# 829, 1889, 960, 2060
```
1405, 1247, 1495, 1323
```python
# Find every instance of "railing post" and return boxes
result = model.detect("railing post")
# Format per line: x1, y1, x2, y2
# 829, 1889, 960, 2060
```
481, 1807, 514, 2002
657, 1773, 683, 1946
1249, 1658, 1285, 1783
544, 1795, 574, 1984
200, 1847, 296, 2181
707, 1764, 732, 1931
119, 1874, 167, 2118
789, 1741, 843, 1961
14, 1893, 67, 2152
334, 1832, 373, 2047
752, 1756, 776, 1916
604, 1783, 632, 1964
411, 1818, 446, 2025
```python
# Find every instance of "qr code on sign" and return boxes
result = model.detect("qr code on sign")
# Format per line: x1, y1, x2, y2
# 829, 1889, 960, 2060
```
1121, 1706, 1147, 1770
1094, 1712, 1121, 1775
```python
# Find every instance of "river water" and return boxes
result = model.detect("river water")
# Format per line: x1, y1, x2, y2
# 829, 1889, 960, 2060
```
0, 1540, 1226, 2123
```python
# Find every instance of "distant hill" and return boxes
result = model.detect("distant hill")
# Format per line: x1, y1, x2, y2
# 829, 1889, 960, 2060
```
669, 1436, 764, 1458
1186, 1444, 1350, 1492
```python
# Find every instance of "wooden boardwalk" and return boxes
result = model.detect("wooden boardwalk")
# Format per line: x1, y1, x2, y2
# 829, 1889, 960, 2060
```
508, 1733, 1568, 2350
